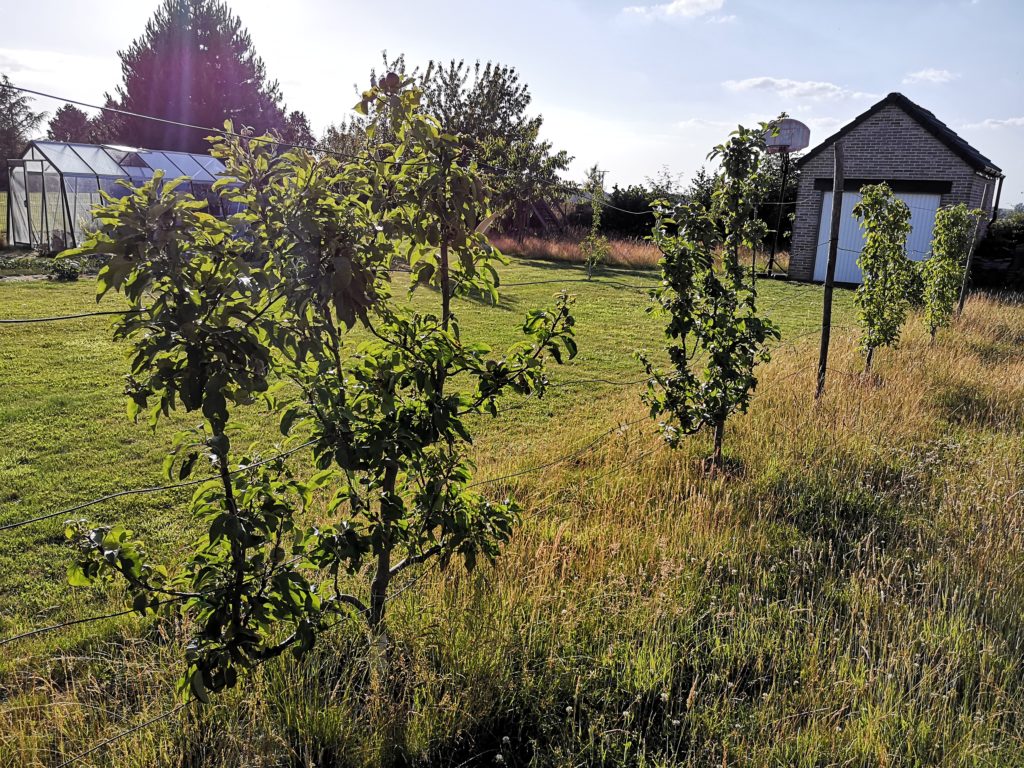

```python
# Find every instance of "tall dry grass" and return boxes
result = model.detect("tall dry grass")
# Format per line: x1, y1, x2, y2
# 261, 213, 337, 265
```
490, 231, 792, 276
3, 295, 1024, 766
490, 232, 662, 270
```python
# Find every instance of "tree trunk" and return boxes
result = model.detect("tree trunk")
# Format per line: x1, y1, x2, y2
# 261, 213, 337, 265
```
213, 436, 245, 636
368, 463, 398, 632
712, 417, 725, 470
439, 238, 451, 332
368, 548, 391, 631
515, 204, 528, 243
864, 346, 874, 373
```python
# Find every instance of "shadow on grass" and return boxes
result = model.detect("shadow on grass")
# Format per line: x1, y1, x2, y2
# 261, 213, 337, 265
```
508, 255, 660, 283
934, 381, 1024, 432
760, 459, 915, 559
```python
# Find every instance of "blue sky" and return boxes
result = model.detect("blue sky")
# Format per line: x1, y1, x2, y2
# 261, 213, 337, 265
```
2, 0, 1021, 203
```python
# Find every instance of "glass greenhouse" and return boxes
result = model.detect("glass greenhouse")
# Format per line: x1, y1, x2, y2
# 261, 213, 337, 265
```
5, 141, 227, 251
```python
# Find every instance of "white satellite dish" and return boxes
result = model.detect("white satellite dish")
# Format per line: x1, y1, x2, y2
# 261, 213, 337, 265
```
765, 118, 811, 154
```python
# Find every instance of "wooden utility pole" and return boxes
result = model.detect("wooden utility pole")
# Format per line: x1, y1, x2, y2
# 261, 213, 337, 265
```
815, 141, 844, 400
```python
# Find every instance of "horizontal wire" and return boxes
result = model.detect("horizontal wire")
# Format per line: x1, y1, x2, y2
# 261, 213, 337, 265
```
468, 417, 648, 488
55, 702, 192, 768
0, 309, 139, 324
1, 549, 307, 648
0, 440, 315, 533
9, 84, 424, 167
51, 592, 360, 767
0, 599, 180, 648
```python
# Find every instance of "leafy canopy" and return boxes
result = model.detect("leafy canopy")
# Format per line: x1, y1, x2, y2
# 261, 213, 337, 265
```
642, 121, 781, 466
47, 104, 92, 143
326, 54, 572, 225
63, 76, 576, 703
922, 203, 982, 338
852, 183, 913, 364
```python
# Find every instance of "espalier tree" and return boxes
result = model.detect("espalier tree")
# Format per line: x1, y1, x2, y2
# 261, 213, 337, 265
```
852, 183, 913, 371
580, 164, 609, 279
62, 75, 576, 703
641, 122, 780, 470
922, 203, 983, 340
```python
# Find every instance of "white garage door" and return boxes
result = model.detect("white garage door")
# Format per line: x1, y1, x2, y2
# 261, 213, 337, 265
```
812, 191, 940, 283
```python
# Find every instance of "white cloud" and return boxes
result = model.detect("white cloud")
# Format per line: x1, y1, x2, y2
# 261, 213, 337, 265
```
963, 116, 1024, 129
803, 116, 844, 136
623, 0, 725, 20
676, 117, 733, 129
706, 13, 737, 23
0, 47, 122, 122
723, 76, 875, 101
902, 68, 958, 84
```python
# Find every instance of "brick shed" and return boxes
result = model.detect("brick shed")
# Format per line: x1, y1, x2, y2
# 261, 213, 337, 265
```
788, 92, 1003, 284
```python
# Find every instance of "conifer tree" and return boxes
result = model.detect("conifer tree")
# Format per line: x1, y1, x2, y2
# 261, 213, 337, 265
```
0, 74, 46, 190
113, 0, 289, 151
47, 104, 92, 142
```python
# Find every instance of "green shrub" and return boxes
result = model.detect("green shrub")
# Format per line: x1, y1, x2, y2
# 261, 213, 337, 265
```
47, 257, 81, 282
974, 210, 1024, 289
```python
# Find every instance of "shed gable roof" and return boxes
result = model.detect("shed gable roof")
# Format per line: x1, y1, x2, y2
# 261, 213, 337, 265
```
797, 92, 1002, 177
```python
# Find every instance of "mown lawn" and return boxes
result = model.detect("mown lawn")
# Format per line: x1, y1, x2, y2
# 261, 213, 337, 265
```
5, 259, 1024, 766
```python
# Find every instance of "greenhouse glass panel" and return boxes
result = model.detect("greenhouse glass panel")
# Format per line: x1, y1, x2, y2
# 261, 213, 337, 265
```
137, 150, 189, 178
65, 175, 103, 246
99, 177, 133, 202
26, 163, 48, 246
8, 164, 30, 245
196, 155, 226, 176
124, 166, 155, 183
33, 142, 94, 175
67, 144, 126, 177
162, 152, 216, 182
43, 171, 68, 251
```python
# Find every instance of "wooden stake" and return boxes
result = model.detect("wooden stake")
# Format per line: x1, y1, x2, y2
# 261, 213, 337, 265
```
956, 200, 986, 317
815, 141, 844, 400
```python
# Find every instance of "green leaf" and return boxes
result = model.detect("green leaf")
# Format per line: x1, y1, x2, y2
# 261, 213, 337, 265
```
179, 452, 199, 480
280, 406, 301, 436
68, 562, 94, 587
189, 668, 211, 704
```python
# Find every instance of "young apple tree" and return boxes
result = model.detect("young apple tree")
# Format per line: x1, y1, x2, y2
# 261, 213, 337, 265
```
580, 164, 610, 279
641, 122, 780, 470
922, 203, 983, 340
62, 75, 576, 702
852, 183, 913, 371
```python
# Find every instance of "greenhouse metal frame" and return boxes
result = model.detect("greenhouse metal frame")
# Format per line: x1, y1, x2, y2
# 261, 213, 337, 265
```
5, 140, 227, 252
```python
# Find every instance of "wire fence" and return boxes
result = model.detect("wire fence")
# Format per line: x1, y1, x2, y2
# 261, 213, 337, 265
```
0, 77, 902, 764
0, 286, 871, 763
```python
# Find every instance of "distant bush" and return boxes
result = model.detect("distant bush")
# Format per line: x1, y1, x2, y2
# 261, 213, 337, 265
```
0, 252, 50, 276
602, 185, 657, 239
974, 210, 1024, 290
48, 257, 81, 282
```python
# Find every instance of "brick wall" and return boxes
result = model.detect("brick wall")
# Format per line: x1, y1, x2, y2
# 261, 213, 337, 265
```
789, 104, 993, 281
